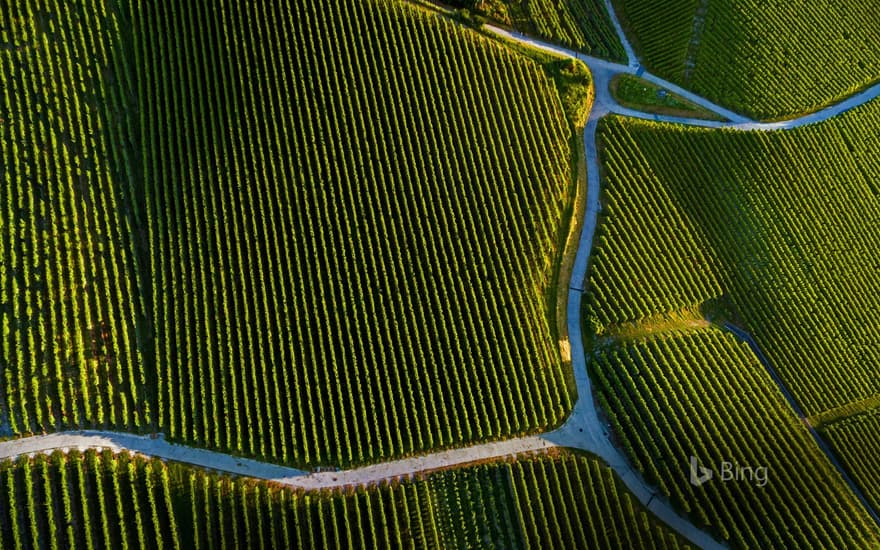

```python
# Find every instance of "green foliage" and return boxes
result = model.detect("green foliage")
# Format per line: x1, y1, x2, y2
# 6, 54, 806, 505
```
0, 0, 151, 435
1, 0, 582, 466
591, 329, 880, 548
451, 8, 486, 28
548, 59, 594, 129
811, 394, 880, 429
483, 36, 594, 129
592, 110, 880, 416
474, 0, 627, 61
611, 74, 722, 120
824, 409, 880, 513
616, 0, 880, 119
586, 117, 723, 326
140, 0, 575, 466
614, 0, 697, 81
507, 453, 690, 548
0, 449, 689, 548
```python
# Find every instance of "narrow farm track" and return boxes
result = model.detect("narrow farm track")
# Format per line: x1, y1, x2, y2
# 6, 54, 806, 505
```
486, 24, 880, 130
3, 9, 880, 549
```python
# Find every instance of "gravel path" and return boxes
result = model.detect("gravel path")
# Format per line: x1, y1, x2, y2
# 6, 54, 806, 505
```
4, 11, 880, 550
602, 0, 637, 69
0, 431, 308, 480
486, 25, 880, 130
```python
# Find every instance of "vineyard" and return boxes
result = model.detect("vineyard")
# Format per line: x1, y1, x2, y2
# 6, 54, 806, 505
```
467, 0, 626, 61
0, 0, 150, 434
615, 0, 880, 119
0, 449, 689, 548
824, 409, 880, 514
589, 329, 880, 548
610, 74, 723, 121
0, 0, 585, 465
590, 109, 880, 417
138, 0, 579, 466
585, 119, 722, 330
506, 452, 687, 548
612, 0, 696, 82
7, 0, 880, 545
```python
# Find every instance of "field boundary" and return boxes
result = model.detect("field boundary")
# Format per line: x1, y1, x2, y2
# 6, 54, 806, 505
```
683, 0, 710, 82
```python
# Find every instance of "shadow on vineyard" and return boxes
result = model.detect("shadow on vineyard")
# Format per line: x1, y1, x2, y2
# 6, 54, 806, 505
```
1, 0, 157, 437
468, 0, 627, 62
586, 109, 880, 545
105, 0, 161, 434
612, 0, 880, 119
118, 0, 584, 469
5, 0, 880, 547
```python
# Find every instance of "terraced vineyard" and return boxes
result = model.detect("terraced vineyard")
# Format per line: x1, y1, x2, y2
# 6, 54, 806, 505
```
468, 0, 626, 61
138, 0, 579, 466
0, 449, 689, 549
615, 0, 880, 119
590, 108, 880, 417
824, 410, 880, 513
590, 329, 879, 548
0, 0, 150, 434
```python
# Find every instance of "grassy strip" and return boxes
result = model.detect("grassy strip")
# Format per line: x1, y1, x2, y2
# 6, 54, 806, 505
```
811, 394, 880, 429
594, 305, 709, 346
610, 74, 724, 121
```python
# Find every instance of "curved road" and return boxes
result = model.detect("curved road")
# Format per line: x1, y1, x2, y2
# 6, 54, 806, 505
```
3, 7, 880, 549
486, 19, 880, 131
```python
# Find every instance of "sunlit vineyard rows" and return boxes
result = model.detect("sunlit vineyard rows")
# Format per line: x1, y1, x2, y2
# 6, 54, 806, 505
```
0, 0, 582, 465
0, 0, 150, 434
507, 452, 688, 548
616, 0, 880, 119
586, 121, 721, 329
590, 329, 879, 548
613, 0, 696, 82
590, 109, 880, 417
138, 0, 577, 466
824, 410, 880, 514
471, 0, 626, 61
0, 449, 688, 548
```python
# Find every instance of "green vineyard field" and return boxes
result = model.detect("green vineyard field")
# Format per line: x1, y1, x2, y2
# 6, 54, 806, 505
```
6, 0, 880, 546
1, 0, 584, 465
0, 0, 151, 434
590, 329, 879, 548
824, 410, 880, 514
615, 0, 880, 119
612, 0, 696, 82
0, 449, 688, 549
586, 118, 722, 329
590, 108, 880, 417
464, 0, 626, 61
139, 0, 579, 466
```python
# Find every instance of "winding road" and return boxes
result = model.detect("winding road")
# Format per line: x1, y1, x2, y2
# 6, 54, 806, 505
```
2, 3, 880, 548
